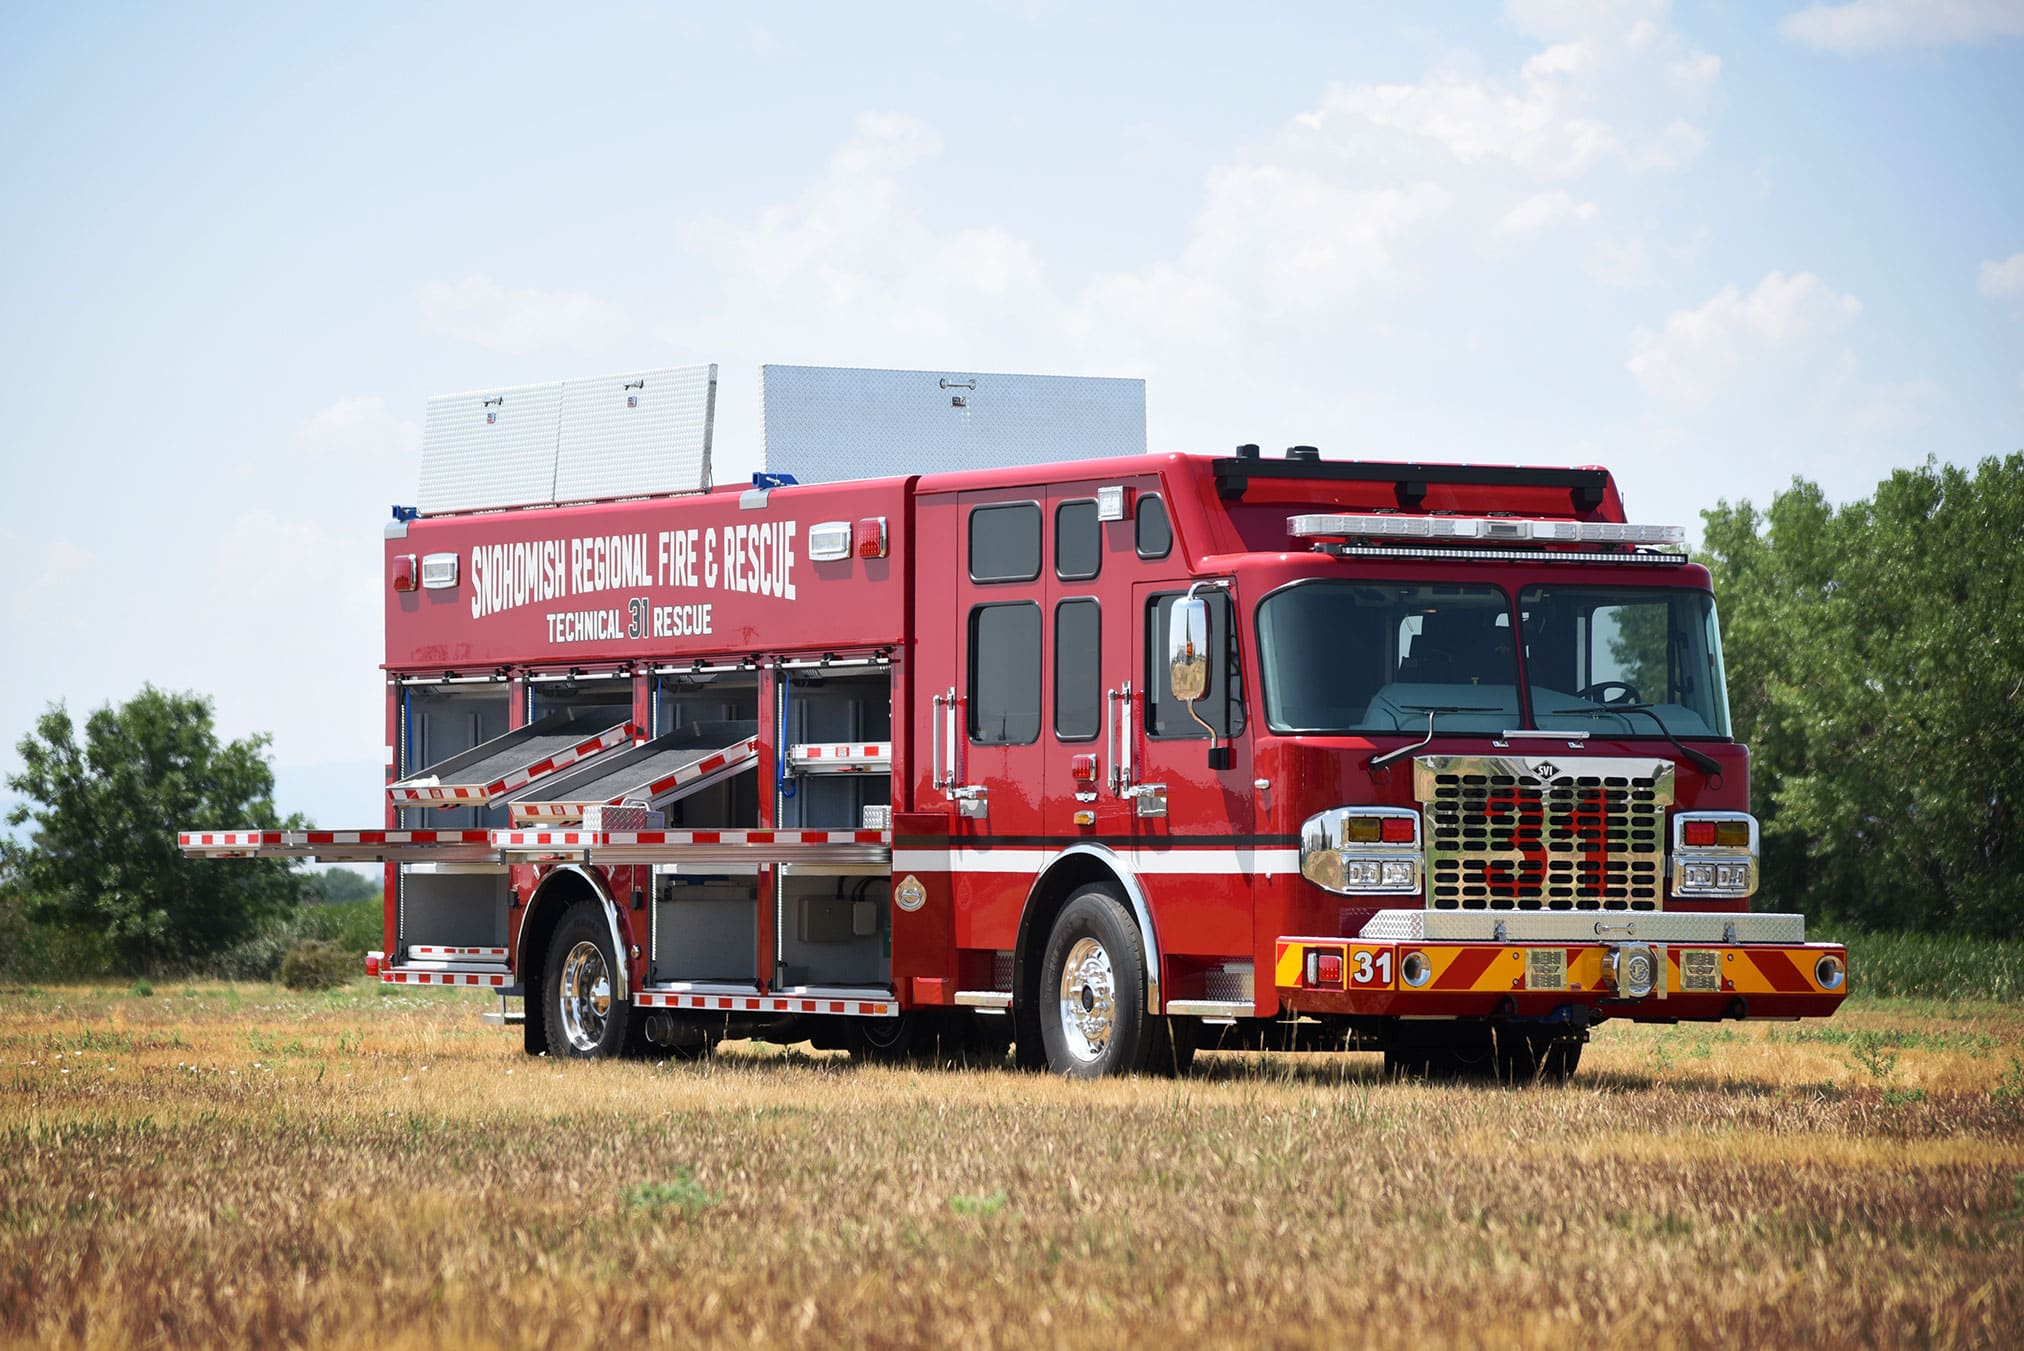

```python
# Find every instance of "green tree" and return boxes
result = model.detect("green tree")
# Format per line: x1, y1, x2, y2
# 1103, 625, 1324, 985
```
3, 686, 302, 971
1701, 455, 2024, 936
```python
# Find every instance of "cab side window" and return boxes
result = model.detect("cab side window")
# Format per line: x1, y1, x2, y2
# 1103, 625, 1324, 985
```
970, 503, 1041, 583
969, 602, 1041, 744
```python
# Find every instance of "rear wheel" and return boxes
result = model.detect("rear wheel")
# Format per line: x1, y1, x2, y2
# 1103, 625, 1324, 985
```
1038, 887, 1165, 1078
1494, 1026, 1583, 1083
543, 901, 634, 1059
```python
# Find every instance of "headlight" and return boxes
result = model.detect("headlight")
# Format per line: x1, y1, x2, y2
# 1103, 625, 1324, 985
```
1671, 812, 1759, 899
1300, 808, 1422, 896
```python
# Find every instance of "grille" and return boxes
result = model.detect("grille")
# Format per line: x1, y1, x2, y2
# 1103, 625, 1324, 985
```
1416, 756, 1673, 911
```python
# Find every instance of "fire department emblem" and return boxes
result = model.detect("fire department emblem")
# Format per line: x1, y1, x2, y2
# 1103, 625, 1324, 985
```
895, 874, 927, 913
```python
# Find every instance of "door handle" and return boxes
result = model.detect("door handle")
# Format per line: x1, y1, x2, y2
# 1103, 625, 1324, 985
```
1106, 683, 1135, 795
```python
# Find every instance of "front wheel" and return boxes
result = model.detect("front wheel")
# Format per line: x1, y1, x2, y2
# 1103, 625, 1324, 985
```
543, 901, 635, 1059
1038, 887, 1165, 1078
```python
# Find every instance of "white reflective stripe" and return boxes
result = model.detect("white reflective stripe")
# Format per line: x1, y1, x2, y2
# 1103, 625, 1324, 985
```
891, 847, 1300, 876
632, 990, 896, 1017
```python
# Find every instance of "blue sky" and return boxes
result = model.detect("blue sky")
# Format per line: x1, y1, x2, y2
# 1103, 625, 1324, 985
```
2, 0, 2020, 836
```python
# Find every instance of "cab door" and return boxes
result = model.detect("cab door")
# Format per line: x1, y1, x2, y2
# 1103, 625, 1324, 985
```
948, 490, 1051, 948
1129, 574, 1257, 978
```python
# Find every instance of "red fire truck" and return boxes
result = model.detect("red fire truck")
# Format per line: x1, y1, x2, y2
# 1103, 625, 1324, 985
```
182, 367, 1848, 1080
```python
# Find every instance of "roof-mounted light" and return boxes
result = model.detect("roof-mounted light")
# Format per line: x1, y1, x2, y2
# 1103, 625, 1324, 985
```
1289, 513, 1685, 549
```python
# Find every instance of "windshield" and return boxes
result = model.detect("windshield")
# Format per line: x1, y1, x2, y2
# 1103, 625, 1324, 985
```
1256, 582, 1520, 733
1520, 585, 1731, 738
1255, 578, 1733, 739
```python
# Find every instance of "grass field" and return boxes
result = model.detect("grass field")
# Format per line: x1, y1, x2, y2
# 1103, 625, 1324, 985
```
3, 982, 2022, 1348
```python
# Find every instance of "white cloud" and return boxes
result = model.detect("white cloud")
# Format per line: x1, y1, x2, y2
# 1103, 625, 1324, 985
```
1627, 271, 1862, 407
293, 396, 421, 474
1979, 251, 2024, 297
1499, 191, 1599, 234
418, 276, 631, 355
1, 533, 94, 622
1623, 272, 1938, 511
678, 113, 1061, 363
191, 511, 383, 768
1782, 0, 2024, 53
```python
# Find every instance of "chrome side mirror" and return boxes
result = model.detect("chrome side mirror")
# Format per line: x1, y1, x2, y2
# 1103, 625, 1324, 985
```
1169, 596, 1209, 702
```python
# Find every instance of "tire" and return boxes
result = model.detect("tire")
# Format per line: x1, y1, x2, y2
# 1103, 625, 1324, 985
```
1384, 1024, 1496, 1081
851, 1011, 1006, 1068
849, 1012, 923, 1065
542, 900, 634, 1059
1037, 886, 1162, 1078
1494, 1026, 1583, 1084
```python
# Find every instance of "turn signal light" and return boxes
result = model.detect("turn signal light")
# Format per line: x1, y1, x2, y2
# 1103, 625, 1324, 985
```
390, 555, 417, 593
1316, 953, 1343, 985
1070, 754, 1099, 784
855, 516, 888, 559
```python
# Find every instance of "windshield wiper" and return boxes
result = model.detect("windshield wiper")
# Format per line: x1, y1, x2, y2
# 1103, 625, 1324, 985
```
1545, 704, 1722, 777
1368, 704, 1501, 770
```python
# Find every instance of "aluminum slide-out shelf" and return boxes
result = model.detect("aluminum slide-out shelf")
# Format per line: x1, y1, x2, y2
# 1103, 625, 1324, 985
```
389, 708, 638, 808
179, 829, 500, 863
493, 828, 891, 868
785, 742, 893, 775
510, 720, 760, 824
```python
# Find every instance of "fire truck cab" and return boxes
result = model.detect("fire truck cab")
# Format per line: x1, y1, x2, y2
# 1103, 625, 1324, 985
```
182, 366, 1847, 1080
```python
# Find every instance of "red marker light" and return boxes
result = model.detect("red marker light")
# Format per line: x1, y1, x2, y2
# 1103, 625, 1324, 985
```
1380, 817, 1415, 844
855, 517, 888, 559
391, 555, 417, 593
1683, 821, 1717, 847
1070, 753, 1098, 784
1316, 952, 1344, 985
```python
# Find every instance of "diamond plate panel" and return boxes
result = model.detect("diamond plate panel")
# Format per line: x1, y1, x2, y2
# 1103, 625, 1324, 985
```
761, 365, 1146, 483
418, 379, 566, 513
554, 364, 716, 503
1356, 910, 1806, 944
417, 365, 717, 515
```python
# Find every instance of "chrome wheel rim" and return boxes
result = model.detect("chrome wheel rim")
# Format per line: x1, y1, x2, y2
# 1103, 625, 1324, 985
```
557, 940, 612, 1053
1057, 936, 1117, 1063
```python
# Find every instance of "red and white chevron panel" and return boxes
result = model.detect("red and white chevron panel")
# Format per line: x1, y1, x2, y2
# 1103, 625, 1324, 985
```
638, 736, 762, 799
786, 742, 893, 773
388, 723, 638, 807
491, 828, 891, 849
512, 737, 761, 824
381, 969, 511, 987
633, 990, 895, 1017
179, 830, 287, 857
179, 827, 499, 862
408, 945, 509, 961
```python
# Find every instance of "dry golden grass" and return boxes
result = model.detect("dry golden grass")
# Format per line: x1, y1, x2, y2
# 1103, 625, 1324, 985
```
2, 983, 2021, 1349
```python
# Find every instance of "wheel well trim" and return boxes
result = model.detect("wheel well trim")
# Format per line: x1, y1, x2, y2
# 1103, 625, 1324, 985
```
516, 865, 630, 1001
1022, 843, 1161, 1014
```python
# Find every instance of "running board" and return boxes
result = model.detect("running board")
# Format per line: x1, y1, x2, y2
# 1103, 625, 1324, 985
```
1165, 999, 1252, 1023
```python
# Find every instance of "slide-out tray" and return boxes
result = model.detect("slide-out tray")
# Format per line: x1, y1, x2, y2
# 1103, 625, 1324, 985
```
180, 828, 499, 863
389, 708, 637, 807
510, 720, 760, 824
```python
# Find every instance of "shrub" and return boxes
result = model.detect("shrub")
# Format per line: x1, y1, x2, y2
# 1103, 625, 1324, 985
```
279, 939, 354, 991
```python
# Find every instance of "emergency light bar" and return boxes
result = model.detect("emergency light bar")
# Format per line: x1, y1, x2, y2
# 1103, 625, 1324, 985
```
1289, 514, 1686, 548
